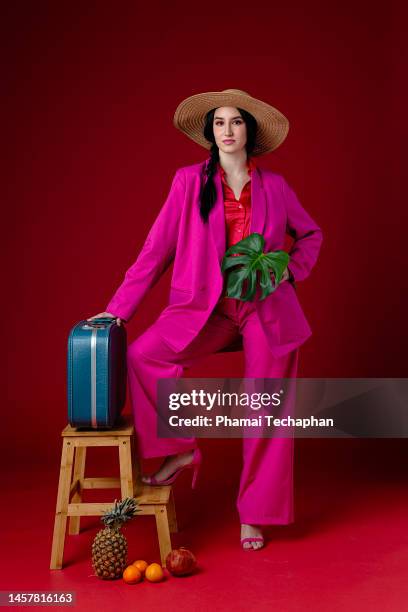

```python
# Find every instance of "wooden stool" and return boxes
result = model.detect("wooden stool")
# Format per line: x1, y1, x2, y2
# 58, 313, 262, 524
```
50, 414, 178, 569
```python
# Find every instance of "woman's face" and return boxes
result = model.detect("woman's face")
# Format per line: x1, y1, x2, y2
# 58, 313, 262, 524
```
212, 106, 247, 155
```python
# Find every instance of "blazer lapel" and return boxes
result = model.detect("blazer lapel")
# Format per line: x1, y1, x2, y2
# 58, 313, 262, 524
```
211, 165, 226, 263
208, 159, 267, 264
250, 165, 266, 238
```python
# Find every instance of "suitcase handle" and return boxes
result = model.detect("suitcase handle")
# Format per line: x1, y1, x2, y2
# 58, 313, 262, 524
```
82, 317, 118, 329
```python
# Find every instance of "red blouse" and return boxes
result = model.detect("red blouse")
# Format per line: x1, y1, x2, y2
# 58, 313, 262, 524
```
218, 156, 257, 250
218, 157, 257, 298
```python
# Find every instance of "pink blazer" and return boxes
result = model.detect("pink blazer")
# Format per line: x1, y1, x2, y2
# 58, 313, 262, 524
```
105, 158, 323, 357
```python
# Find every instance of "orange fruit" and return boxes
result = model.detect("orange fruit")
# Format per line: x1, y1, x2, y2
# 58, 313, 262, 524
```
123, 565, 142, 584
145, 562, 164, 582
132, 559, 148, 574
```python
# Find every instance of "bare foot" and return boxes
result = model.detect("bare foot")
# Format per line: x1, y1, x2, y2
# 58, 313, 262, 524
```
241, 523, 264, 550
142, 450, 194, 484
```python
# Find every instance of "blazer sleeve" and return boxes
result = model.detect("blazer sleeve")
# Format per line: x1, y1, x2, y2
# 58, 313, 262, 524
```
282, 176, 323, 284
105, 168, 186, 322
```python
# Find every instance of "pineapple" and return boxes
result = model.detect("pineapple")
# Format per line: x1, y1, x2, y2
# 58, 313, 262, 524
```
92, 497, 139, 580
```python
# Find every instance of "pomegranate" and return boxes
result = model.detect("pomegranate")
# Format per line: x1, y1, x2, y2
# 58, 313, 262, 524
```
165, 547, 197, 576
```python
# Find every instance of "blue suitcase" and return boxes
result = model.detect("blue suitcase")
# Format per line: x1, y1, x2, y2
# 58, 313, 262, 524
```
67, 317, 127, 429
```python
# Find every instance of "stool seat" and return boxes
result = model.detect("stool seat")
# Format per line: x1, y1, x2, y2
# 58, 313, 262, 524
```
50, 414, 178, 570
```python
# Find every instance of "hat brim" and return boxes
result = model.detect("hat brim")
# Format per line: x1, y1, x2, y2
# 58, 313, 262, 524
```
173, 90, 289, 156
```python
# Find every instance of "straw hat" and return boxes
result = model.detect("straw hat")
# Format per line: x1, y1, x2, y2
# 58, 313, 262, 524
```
173, 88, 289, 156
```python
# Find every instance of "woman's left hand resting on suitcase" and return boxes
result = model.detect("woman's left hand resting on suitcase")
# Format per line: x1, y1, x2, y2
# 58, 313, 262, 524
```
87, 312, 124, 326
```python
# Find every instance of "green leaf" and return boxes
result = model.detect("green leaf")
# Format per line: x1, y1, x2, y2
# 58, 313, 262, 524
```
220, 233, 291, 302
221, 254, 251, 272
258, 258, 275, 299
226, 266, 252, 300
224, 233, 265, 257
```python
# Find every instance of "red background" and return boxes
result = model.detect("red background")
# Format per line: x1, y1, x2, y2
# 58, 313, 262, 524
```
2, 2, 407, 608
4, 1, 407, 445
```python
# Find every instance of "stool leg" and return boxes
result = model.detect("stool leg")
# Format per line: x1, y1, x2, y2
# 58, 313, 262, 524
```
118, 438, 134, 499
167, 487, 178, 533
69, 447, 86, 535
130, 436, 142, 497
50, 439, 75, 569
155, 506, 172, 568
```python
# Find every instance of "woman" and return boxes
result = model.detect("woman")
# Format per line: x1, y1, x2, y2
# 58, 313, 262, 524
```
88, 89, 323, 551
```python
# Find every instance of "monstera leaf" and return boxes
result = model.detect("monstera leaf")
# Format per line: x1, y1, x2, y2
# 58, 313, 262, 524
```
221, 232, 290, 302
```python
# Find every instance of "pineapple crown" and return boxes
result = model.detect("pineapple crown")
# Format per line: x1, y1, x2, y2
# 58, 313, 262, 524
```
101, 497, 140, 529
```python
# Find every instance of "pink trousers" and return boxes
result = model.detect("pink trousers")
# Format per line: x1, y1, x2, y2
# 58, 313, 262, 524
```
127, 295, 299, 525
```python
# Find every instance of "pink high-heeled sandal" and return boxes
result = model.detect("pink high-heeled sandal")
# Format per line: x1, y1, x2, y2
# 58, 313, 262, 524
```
241, 537, 265, 550
143, 447, 202, 489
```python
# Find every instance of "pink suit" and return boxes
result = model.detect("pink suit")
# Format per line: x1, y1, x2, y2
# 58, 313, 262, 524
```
106, 158, 322, 524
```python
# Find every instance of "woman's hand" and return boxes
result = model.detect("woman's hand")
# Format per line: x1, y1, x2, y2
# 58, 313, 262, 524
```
280, 268, 290, 283
87, 312, 124, 326
270, 268, 290, 285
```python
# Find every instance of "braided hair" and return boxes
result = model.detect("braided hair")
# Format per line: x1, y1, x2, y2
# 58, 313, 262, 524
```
199, 107, 258, 223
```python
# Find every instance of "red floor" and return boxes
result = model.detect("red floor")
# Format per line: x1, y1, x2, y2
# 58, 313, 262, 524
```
1, 437, 407, 611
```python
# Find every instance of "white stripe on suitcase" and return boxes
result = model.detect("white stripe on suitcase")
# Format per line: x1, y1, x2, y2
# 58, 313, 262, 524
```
91, 328, 97, 428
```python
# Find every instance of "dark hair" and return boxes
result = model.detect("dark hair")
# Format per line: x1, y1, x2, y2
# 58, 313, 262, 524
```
199, 107, 258, 224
